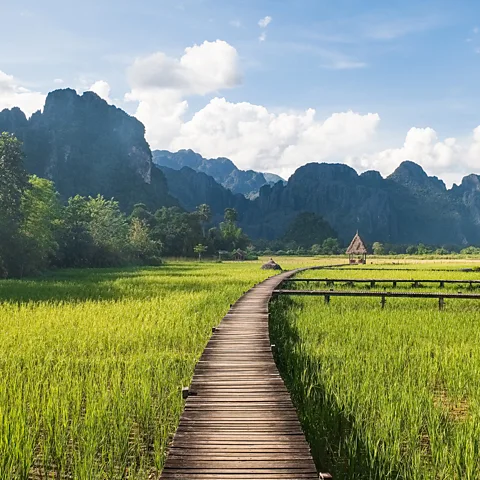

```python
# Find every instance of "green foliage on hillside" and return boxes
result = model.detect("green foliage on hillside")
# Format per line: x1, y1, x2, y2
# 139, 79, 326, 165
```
283, 212, 337, 248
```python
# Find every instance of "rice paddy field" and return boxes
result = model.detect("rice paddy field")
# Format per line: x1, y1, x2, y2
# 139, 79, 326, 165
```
0, 257, 323, 479
270, 262, 480, 479
3, 257, 480, 479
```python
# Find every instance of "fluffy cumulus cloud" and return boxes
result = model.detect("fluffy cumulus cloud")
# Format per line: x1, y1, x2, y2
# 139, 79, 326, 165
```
125, 40, 480, 184
88, 80, 111, 103
126, 40, 380, 177
171, 99, 380, 178
125, 40, 242, 146
348, 126, 480, 186
0, 70, 45, 116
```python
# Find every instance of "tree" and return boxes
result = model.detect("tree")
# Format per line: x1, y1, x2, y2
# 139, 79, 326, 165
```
461, 246, 480, 255
321, 237, 341, 255
129, 203, 155, 228
224, 208, 237, 224
129, 218, 162, 264
58, 195, 130, 267
0, 133, 29, 277
196, 204, 212, 237
217, 208, 249, 251
372, 242, 385, 255
406, 245, 418, 255
417, 243, 431, 255
87, 196, 129, 265
153, 207, 203, 257
19, 176, 62, 275
194, 244, 208, 261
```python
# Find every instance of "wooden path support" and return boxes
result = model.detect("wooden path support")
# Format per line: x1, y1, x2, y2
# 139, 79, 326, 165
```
161, 270, 325, 480
274, 289, 480, 310
286, 278, 480, 288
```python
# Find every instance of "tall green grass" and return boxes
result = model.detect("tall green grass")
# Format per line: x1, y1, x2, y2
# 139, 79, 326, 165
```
271, 268, 480, 479
0, 261, 282, 479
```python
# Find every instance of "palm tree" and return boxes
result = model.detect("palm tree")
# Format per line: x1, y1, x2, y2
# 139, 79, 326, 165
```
196, 204, 212, 238
224, 208, 237, 224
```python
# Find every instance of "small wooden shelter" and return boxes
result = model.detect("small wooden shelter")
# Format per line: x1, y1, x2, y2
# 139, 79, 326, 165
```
346, 232, 368, 264
233, 249, 247, 261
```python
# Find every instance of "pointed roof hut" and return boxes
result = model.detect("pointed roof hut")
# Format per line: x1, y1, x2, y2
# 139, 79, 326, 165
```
346, 232, 368, 264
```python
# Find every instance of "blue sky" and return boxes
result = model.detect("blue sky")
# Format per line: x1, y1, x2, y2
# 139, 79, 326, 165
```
2, 0, 480, 184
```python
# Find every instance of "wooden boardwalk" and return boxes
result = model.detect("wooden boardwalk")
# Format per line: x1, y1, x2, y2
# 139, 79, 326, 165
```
160, 270, 321, 480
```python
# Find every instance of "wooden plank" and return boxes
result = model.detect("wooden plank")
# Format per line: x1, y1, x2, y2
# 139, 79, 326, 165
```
160, 267, 330, 479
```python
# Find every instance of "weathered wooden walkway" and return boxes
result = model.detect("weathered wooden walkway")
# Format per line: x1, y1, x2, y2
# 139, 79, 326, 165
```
161, 270, 322, 480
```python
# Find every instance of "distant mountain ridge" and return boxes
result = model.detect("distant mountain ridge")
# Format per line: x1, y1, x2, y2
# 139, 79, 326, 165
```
3, 88, 480, 246
153, 149, 285, 198
0, 89, 177, 210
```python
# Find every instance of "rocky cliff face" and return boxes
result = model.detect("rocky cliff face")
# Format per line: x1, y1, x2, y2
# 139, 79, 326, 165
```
241, 161, 480, 245
158, 165, 249, 221
4, 89, 480, 245
153, 149, 285, 197
0, 89, 176, 210
243, 163, 397, 241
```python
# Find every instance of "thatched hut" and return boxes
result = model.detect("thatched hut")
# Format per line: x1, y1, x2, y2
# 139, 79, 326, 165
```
346, 232, 368, 264
261, 258, 282, 270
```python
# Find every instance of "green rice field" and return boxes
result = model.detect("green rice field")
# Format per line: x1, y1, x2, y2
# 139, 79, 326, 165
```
2, 258, 480, 479
0, 260, 288, 479
271, 262, 480, 479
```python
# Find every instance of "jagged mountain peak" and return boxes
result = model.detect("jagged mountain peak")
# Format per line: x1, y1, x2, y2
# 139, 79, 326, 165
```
389, 160, 446, 191
153, 149, 284, 197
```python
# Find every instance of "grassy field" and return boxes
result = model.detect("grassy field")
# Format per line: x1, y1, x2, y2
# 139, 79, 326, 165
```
270, 262, 480, 479
1, 259, 314, 480
3, 257, 480, 479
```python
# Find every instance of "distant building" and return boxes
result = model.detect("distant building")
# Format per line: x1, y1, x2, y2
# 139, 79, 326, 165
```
233, 249, 247, 261
346, 232, 368, 264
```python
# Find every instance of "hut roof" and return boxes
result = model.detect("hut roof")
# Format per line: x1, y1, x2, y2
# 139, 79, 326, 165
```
261, 258, 282, 270
346, 232, 368, 255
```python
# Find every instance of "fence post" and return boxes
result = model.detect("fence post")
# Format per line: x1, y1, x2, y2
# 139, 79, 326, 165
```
438, 297, 445, 311
381, 296, 386, 309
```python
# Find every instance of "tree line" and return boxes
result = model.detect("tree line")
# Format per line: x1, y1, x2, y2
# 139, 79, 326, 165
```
0, 133, 252, 278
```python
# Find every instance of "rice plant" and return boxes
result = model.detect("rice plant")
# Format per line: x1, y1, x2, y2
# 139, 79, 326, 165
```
0, 261, 284, 479
271, 263, 480, 479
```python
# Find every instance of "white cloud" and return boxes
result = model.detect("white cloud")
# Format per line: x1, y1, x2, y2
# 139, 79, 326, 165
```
323, 59, 367, 70
127, 40, 241, 96
258, 16, 272, 28
170, 97, 380, 179
348, 126, 480, 186
53, 78, 64, 84
230, 20, 241, 28
0, 70, 45, 116
125, 40, 242, 147
88, 80, 111, 102
124, 40, 480, 186
259, 32, 267, 42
